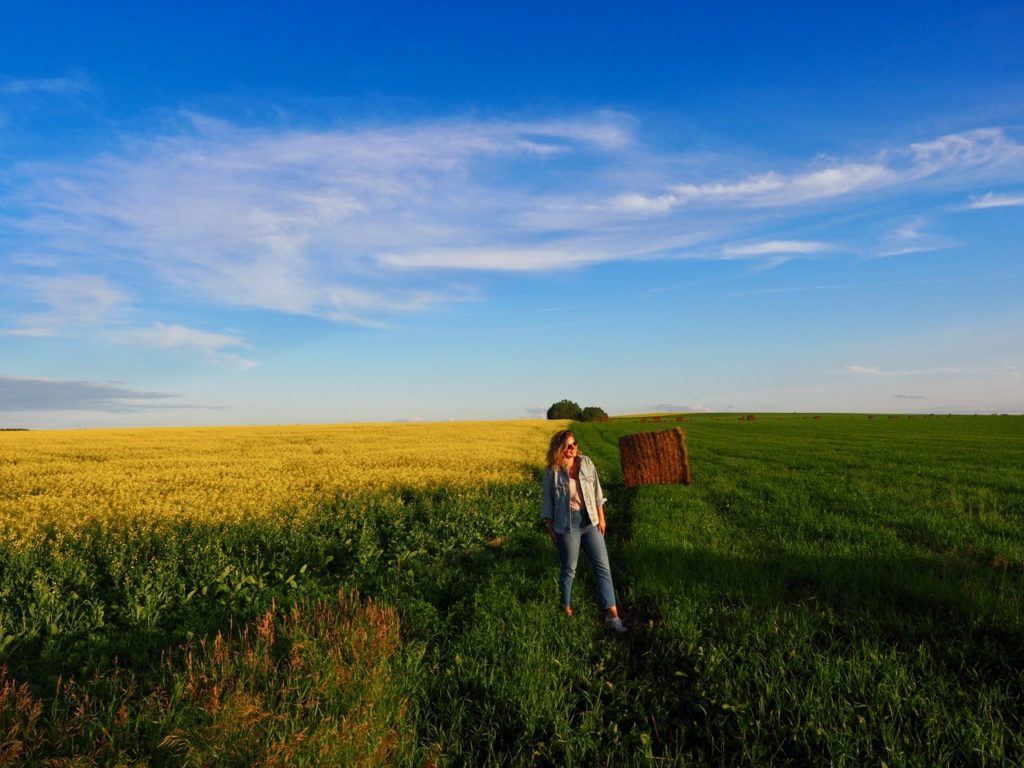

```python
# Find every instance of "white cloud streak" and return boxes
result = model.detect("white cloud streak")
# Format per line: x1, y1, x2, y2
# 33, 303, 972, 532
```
722, 240, 832, 258
0, 72, 92, 96
614, 162, 892, 212
964, 191, 1024, 209
613, 128, 1024, 214
116, 323, 255, 368
873, 218, 957, 257
378, 246, 608, 271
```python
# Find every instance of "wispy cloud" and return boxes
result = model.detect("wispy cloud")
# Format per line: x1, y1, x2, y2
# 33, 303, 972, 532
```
874, 218, 956, 257
0, 275, 254, 367
6, 113, 636, 323
612, 128, 1024, 214
377, 246, 608, 271
4, 115, 1023, 332
0, 71, 92, 96
963, 191, 1024, 209
722, 240, 832, 258
0, 274, 128, 336
614, 162, 891, 212
116, 323, 255, 368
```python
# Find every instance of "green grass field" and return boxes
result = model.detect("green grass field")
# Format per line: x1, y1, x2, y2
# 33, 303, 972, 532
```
2, 414, 1023, 765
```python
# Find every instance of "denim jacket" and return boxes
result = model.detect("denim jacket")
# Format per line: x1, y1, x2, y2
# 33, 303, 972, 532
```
540, 454, 608, 534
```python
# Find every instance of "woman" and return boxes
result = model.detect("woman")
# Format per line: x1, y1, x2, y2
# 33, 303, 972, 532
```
540, 429, 626, 633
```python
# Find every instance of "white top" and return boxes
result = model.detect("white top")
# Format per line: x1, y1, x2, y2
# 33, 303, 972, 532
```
568, 463, 584, 511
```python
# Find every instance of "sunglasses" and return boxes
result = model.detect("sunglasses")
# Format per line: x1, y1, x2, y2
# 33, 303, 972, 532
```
564, 441, 578, 450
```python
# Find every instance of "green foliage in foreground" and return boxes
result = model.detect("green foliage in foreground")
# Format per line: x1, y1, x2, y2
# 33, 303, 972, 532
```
1, 414, 1023, 765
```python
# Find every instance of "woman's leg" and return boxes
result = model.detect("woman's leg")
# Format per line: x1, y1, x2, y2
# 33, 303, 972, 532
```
579, 523, 618, 613
554, 527, 581, 611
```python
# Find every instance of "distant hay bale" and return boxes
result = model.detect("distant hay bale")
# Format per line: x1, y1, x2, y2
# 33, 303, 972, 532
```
676, 416, 686, 422
653, 416, 662, 422
745, 414, 756, 421
814, 416, 821, 420
619, 428, 691, 488
868, 415, 875, 419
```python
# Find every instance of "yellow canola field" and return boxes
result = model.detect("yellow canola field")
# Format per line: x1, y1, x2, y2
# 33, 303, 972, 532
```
0, 420, 567, 543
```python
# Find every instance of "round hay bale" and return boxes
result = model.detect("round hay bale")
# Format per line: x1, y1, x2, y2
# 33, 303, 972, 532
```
618, 427, 691, 488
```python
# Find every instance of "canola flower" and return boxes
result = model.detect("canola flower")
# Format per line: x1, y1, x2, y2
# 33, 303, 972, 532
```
0, 420, 567, 543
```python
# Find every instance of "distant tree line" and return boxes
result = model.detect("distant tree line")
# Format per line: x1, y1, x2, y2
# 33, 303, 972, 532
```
546, 400, 609, 422
0, 428, 29, 431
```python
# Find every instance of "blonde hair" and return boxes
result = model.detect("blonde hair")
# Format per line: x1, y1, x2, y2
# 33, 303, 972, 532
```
546, 429, 576, 473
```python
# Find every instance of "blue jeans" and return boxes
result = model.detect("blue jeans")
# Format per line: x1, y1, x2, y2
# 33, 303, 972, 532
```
555, 509, 617, 610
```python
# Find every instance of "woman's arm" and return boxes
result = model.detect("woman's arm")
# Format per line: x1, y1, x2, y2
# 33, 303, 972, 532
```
540, 469, 554, 521
540, 469, 557, 544
592, 460, 607, 535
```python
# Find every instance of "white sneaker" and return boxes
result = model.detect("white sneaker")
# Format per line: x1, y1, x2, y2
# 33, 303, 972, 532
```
605, 616, 627, 634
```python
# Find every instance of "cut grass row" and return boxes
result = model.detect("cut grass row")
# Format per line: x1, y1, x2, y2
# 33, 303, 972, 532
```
575, 414, 1024, 765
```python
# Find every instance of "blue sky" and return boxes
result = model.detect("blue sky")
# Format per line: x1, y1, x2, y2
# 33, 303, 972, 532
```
2, 1, 1023, 427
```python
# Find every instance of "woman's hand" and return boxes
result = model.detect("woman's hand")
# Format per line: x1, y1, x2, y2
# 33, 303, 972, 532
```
547, 519, 557, 545
597, 508, 607, 536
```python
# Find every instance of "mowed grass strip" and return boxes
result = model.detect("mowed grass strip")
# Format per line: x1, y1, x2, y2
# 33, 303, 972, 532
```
574, 413, 1024, 765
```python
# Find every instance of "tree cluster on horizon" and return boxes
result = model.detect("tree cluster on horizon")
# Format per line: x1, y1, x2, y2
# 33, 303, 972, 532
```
546, 400, 609, 422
